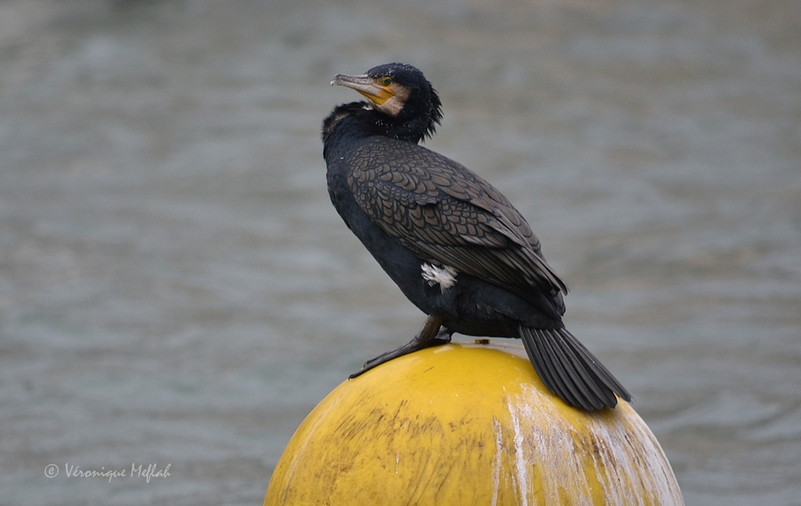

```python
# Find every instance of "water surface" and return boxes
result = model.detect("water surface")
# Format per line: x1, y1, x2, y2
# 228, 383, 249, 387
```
0, 1, 799, 504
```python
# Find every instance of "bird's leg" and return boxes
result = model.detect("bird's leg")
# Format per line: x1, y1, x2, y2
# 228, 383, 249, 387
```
349, 315, 450, 379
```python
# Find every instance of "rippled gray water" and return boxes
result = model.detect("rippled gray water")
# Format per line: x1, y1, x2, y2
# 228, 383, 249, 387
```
1, 1, 799, 504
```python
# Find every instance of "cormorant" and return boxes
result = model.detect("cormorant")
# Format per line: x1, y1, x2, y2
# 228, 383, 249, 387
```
322, 63, 631, 411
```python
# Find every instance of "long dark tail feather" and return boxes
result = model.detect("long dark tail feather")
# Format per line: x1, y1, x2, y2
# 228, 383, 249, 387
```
519, 326, 631, 411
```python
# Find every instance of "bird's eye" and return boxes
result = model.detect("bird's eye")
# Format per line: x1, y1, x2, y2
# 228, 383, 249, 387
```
381, 77, 393, 86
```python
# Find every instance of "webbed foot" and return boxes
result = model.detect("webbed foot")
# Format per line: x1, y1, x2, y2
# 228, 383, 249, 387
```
349, 315, 450, 378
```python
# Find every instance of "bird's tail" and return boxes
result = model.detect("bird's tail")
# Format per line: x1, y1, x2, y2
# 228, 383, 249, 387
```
518, 326, 631, 411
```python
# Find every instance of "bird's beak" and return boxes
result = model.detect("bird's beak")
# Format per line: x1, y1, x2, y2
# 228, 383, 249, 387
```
331, 73, 395, 106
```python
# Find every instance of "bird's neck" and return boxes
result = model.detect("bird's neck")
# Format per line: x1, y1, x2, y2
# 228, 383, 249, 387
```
322, 102, 427, 160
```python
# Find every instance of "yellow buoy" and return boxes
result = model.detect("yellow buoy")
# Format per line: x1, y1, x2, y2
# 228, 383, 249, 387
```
265, 342, 683, 505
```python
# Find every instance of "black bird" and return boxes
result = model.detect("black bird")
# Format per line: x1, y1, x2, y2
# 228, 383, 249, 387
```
322, 63, 631, 411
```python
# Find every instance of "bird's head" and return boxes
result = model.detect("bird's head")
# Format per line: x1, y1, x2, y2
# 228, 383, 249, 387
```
330, 63, 442, 141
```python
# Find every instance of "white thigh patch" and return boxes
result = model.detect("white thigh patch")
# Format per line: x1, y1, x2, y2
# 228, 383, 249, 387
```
421, 263, 458, 293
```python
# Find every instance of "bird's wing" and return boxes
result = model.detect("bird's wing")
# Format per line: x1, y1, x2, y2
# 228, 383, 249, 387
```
347, 138, 568, 303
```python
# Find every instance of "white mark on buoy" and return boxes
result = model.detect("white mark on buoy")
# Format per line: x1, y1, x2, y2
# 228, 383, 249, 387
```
507, 401, 529, 506
512, 387, 593, 504
502, 384, 684, 506
583, 416, 684, 505
491, 416, 503, 506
